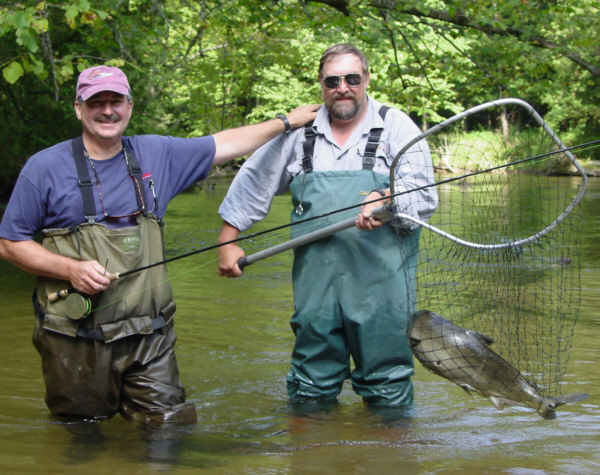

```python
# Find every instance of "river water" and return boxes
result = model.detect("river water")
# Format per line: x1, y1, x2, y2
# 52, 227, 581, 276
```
0, 177, 598, 474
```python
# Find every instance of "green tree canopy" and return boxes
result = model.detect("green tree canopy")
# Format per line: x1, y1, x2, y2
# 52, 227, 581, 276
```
2, 0, 598, 198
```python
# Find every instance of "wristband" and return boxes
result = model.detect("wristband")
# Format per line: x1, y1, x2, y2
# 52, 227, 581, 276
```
276, 113, 291, 134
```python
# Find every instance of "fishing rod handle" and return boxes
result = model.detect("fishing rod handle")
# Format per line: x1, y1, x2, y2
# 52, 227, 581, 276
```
48, 288, 70, 303
46, 271, 120, 303
238, 256, 249, 270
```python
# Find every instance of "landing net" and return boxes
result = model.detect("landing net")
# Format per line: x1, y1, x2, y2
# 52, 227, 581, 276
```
397, 99, 587, 398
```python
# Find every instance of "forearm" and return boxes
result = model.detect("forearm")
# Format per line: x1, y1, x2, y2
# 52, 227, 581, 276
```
218, 221, 241, 244
217, 221, 245, 278
217, 134, 294, 231
0, 238, 75, 280
212, 103, 319, 165
386, 109, 438, 222
0, 238, 114, 294
393, 167, 438, 223
212, 118, 286, 165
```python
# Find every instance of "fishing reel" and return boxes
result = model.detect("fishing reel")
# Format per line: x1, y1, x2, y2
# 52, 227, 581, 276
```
47, 289, 93, 320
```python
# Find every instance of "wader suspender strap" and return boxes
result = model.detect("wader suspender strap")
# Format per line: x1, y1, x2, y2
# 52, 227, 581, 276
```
302, 122, 316, 173
71, 137, 97, 224
301, 105, 390, 173
362, 105, 389, 170
71, 138, 148, 223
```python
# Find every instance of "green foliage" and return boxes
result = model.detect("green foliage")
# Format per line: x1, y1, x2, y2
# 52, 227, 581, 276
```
428, 130, 509, 171
428, 128, 572, 175
1, 0, 599, 199
2, 61, 24, 83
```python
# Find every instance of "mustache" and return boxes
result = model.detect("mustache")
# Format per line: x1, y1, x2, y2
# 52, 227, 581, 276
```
94, 113, 121, 122
333, 93, 354, 100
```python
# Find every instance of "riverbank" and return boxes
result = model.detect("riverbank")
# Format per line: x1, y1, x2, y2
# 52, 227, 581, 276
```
584, 160, 600, 176
207, 158, 600, 181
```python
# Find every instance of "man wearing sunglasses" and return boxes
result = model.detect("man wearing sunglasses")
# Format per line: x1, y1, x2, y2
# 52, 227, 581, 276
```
0, 65, 318, 425
217, 44, 438, 416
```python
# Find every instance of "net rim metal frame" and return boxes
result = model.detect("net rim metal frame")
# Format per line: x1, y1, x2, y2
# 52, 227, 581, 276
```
390, 98, 588, 251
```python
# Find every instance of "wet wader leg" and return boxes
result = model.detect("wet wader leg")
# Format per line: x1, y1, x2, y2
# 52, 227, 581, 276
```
287, 243, 350, 403
118, 324, 197, 426
32, 319, 120, 419
346, 230, 421, 408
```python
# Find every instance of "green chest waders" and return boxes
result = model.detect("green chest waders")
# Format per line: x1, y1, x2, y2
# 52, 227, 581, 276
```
286, 117, 420, 407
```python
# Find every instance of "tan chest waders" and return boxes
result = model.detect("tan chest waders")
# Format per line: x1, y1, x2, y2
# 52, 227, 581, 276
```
34, 137, 175, 342
32, 137, 195, 423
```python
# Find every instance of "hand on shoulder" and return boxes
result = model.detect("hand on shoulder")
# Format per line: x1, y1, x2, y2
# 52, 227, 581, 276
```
286, 104, 321, 129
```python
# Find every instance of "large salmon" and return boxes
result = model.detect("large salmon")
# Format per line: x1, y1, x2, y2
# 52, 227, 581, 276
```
408, 310, 588, 419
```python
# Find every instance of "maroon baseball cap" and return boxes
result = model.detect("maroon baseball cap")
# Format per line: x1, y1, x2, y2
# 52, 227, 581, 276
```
75, 65, 131, 101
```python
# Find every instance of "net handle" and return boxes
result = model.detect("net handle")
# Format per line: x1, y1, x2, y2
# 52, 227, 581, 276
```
238, 206, 390, 269
390, 97, 588, 250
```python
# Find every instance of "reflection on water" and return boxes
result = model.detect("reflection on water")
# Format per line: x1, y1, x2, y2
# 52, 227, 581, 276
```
0, 177, 598, 474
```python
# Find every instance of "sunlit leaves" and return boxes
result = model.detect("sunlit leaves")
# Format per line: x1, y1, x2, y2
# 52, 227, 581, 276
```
1, 0, 599, 173
2, 61, 24, 84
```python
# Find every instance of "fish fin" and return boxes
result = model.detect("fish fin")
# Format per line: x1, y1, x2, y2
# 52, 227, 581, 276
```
489, 396, 513, 411
409, 337, 421, 347
489, 396, 505, 410
489, 396, 523, 410
458, 384, 475, 396
547, 393, 589, 409
466, 329, 494, 345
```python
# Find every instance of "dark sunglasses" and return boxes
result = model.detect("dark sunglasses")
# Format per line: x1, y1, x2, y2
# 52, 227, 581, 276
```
323, 74, 362, 89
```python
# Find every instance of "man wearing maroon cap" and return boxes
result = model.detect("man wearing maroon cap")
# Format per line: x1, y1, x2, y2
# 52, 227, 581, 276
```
0, 65, 318, 425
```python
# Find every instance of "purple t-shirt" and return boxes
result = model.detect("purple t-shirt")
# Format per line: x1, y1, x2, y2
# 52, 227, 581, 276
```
0, 134, 215, 240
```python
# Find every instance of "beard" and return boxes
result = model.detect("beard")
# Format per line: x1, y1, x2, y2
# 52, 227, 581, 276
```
328, 96, 361, 121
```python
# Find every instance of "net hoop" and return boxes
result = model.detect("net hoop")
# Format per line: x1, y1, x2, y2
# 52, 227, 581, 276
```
389, 98, 588, 250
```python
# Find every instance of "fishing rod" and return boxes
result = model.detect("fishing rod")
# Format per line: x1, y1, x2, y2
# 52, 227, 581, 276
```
237, 137, 594, 269
48, 135, 598, 304
239, 95, 594, 269
137, 137, 600, 272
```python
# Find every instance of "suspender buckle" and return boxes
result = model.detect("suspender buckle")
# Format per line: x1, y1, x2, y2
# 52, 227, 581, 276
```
362, 156, 375, 169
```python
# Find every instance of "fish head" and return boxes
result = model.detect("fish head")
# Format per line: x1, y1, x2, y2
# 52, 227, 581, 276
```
538, 401, 557, 420
537, 393, 588, 419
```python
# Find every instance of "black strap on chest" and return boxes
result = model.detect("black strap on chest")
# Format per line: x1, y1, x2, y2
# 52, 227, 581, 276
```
302, 123, 316, 174
302, 105, 390, 173
122, 143, 147, 216
71, 137, 96, 224
71, 137, 147, 224
362, 105, 389, 170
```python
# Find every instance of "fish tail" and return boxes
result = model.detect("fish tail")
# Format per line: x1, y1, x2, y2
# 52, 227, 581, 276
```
538, 393, 589, 419
557, 393, 589, 405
